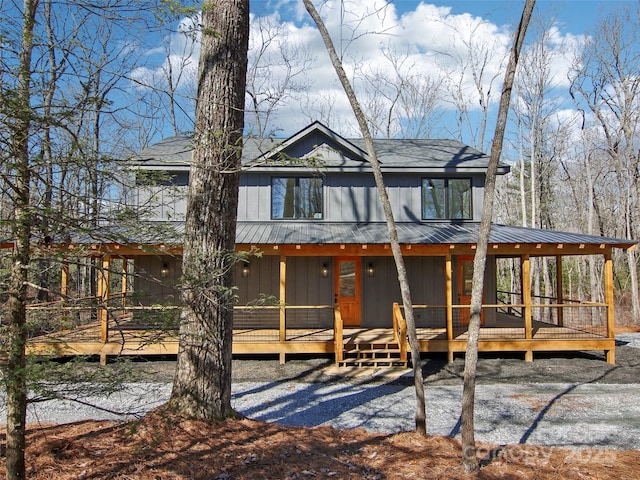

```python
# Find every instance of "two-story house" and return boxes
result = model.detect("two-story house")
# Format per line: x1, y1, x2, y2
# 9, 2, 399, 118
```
27, 122, 636, 366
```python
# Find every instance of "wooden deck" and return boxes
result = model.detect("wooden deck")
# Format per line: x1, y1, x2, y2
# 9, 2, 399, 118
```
26, 319, 615, 365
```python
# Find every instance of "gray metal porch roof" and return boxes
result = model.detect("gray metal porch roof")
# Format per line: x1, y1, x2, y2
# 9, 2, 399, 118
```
234, 222, 635, 248
39, 221, 633, 250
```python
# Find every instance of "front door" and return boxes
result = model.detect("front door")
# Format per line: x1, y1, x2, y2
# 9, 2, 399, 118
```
335, 257, 361, 327
457, 255, 484, 325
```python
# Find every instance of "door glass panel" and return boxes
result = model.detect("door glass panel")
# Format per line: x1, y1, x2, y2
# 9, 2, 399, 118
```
462, 261, 473, 296
339, 261, 356, 297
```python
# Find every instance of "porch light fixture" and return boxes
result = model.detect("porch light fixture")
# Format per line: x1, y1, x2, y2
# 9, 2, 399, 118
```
367, 263, 375, 277
241, 264, 250, 278
160, 263, 170, 278
321, 263, 329, 278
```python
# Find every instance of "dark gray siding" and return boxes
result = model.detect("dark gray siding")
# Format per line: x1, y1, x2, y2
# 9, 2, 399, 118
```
234, 255, 280, 304
237, 174, 271, 221
133, 255, 182, 305
361, 256, 447, 328
285, 256, 333, 306
237, 172, 486, 222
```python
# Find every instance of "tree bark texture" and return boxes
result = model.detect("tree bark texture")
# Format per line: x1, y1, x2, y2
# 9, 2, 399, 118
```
5, 0, 38, 478
169, 0, 249, 420
461, 0, 535, 473
303, 0, 426, 435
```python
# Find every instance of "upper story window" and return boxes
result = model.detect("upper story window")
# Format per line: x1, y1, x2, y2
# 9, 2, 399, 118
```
272, 177, 323, 219
422, 178, 472, 220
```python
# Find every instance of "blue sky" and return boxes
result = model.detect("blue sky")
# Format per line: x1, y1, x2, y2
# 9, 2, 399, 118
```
392, 1, 623, 34
130, 0, 635, 144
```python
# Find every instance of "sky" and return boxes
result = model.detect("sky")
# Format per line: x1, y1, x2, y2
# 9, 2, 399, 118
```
130, 0, 635, 145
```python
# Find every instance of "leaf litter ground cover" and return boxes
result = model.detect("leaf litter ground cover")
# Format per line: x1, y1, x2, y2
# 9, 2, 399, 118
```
4, 410, 640, 479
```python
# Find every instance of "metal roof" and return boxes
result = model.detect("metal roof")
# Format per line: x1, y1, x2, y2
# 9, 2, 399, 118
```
6, 221, 629, 253
130, 122, 508, 173
56, 221, 632, 250
234, 222, 635, 248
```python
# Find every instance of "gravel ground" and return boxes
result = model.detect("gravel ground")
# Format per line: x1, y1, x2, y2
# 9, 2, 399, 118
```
3, 334, 640, 450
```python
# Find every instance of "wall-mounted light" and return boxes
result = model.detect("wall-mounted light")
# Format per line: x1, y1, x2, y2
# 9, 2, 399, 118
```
160, 263, 170, 278
241, 264, 250, 278
321, 263, 329, 278
367, 263, 375, 277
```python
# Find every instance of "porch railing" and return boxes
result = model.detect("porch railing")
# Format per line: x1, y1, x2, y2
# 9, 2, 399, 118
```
24, 298, 337, 344
25, 295, 101, 337
392, 302, 408, 363
497, 290, 610, 338
233, 305, 334, 342
395, 299, 610, 340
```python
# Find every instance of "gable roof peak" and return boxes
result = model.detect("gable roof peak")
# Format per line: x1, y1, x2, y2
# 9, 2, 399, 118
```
259, 120, 369, 163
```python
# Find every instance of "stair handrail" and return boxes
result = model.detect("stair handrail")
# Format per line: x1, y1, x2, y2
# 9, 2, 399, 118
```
392, 302, 408, 364
333, 304, 343, 363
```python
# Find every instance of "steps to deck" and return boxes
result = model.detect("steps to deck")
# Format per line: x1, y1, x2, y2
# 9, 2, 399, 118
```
337, 342, 409, 368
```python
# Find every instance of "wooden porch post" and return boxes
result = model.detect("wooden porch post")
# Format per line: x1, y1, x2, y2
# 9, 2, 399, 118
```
556, 255, 564, 327
445, 254, 454, 362
121, 258, 128, 308
61, 260, 69, 297
279, 254, 287, 364
97, 255, 111, 365
604, 251, 615, 364
521, 254, 533, 362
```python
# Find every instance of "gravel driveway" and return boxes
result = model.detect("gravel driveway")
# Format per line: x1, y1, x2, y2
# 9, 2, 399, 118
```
3, 334, 640, 451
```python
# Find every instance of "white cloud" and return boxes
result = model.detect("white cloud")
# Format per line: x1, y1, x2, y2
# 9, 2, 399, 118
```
130, 15, 200, 92
133, 2, 589, 142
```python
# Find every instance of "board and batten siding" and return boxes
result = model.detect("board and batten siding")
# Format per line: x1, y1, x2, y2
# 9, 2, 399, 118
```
132, 255, 182, 305
362, 256, 448, 328
237, 172, 486, 222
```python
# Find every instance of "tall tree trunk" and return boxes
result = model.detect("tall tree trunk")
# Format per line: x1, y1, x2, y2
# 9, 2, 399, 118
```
461, 0, 535, 473
168, 0, 249, 420
303, 0, 427, 435
5, 1, 37, 477
518, 120, 527, 227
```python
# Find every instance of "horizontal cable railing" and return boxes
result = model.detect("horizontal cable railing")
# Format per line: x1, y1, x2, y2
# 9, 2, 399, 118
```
26, 297, 336, 344
24, 296, 100, 337
401, 300, 609, 340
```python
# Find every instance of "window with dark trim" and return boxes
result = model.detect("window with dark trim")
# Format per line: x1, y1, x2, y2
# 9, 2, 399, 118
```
422, 178, 472, 220
271, 177, 323, 219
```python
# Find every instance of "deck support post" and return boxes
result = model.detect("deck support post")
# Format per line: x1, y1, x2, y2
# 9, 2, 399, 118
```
121, 258, 129, 307
556, 255, 564, 327
97, 255, 111, 343
604, 251, 615, 364
522, 254, 533, 362
279, 254, 287, 364
334, 304, 344, 364
445, 254, 454, 363
61, 260, 69, 297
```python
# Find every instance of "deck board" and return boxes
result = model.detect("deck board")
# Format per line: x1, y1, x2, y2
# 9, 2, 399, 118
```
26, 319, 611, 361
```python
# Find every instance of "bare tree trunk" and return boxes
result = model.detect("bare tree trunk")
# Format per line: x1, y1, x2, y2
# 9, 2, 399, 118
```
461, 0, 535, 473
5, 1, 38, 477
168, 0, 249, 420
303, 0, 427, 435
518, 120, 528, 227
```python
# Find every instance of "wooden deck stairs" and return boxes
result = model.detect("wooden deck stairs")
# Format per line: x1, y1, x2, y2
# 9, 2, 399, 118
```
337, 341, 409, 368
